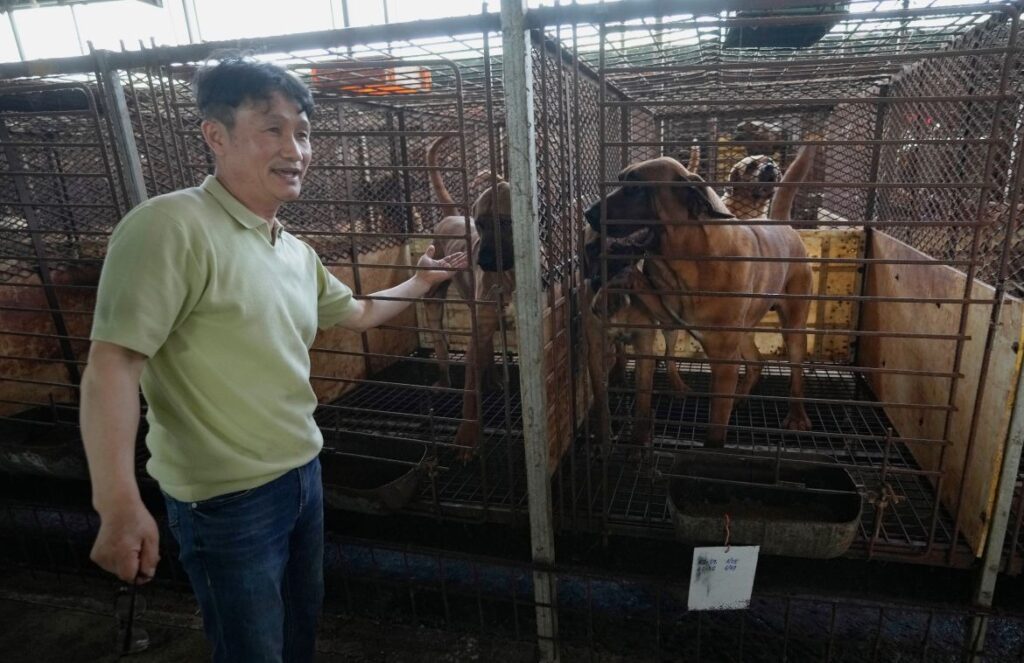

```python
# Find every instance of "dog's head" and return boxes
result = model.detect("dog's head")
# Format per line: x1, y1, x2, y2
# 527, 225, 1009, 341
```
727, 154, 780, 209
583, 157, 733, 237
472, 181, 514, 272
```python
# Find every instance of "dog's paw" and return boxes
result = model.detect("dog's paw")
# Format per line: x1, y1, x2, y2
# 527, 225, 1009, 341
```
485, 367, 506, 391
453, 422, 480, 462
667, 371, 691, 396
630, 417, 653, 447
782, 410, 812, 432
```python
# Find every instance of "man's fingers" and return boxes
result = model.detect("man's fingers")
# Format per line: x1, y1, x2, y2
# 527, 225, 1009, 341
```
114, 546, 142, 584
445, 252, 468, 268
139, 531, 160, 582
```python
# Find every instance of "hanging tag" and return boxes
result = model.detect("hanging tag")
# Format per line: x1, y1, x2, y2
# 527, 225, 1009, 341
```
687, 546, 760, 611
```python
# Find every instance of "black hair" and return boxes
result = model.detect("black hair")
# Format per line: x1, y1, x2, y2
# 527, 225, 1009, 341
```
192, 54, 314, 128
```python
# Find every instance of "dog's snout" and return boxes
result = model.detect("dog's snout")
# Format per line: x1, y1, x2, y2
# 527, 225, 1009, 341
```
759, 163, 781, 183
584, 202, 601, 228
477, 247, 513, 272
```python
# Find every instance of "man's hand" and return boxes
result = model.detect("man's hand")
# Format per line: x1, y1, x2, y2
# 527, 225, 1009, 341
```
90, 501, 160, 584
414, 246, 468, 287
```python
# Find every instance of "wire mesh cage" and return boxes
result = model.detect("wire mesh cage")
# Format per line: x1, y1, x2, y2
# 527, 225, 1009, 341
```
540, 0, 1024, 569
2, 3, 1024, 659
0, 0, 1023, 637
0, 77, 129, 482
0, 16, 597, 533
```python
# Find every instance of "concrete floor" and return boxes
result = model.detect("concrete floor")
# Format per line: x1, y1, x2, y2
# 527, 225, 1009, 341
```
0, 572, 535, 663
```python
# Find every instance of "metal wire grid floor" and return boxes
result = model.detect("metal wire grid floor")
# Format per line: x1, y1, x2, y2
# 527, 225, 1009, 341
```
570, 361, 973, 565
315, 353, 530, 516
316, 354, 974, 565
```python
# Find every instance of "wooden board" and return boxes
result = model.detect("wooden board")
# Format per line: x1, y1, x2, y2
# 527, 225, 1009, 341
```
859, 232, 1023, 556
310, 244, 419, 404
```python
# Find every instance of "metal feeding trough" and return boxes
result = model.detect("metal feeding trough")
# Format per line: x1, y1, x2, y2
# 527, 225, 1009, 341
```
666, 450, 862, 559
320, 433, 426, 515
0, 404, 89, 480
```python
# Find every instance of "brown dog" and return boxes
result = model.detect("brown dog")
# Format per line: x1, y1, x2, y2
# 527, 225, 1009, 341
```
422, 136, 513, 460
660, 142, 818, 389
583, 157, 813, 449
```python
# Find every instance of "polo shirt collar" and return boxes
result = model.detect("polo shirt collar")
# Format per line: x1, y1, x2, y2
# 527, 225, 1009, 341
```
201, 175, 278, 234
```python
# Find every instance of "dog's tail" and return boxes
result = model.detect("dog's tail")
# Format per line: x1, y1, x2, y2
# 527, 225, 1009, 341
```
768, 140, 818, 222
427, 136, 459, 217
469, 169, 505, 193
687, 141, 701, 174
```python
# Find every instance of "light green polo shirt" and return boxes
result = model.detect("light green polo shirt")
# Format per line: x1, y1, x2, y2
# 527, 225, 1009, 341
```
91, 176, 358, 502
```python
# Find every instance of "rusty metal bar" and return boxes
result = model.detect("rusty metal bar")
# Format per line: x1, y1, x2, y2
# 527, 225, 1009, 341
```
603, 138, 1001, 148
599, 49, 1018, 74
526, 1, 1010, 31
604, 95, 1013, 107
942, 7, 1021, 564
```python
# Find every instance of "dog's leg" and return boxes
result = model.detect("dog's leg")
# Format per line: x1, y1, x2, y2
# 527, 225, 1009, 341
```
734, 333, 763, 399
778, 271, 813, 432
703, 338, 742, 449
661, 329, 691, 395
425, 281, 452, 387
452, 296, 500, 462
609, 340, 627, 385
584, 293, 614, 454
631, 327, 657, 448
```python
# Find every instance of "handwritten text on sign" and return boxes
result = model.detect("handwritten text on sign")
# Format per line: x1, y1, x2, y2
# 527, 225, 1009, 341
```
688, 546, 760, 611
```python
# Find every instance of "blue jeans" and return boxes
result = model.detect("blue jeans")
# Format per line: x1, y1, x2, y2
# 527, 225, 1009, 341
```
163, 457, 324, 663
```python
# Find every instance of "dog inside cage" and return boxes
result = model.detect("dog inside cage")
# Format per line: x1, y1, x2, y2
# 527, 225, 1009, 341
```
2, 2, 1024, 661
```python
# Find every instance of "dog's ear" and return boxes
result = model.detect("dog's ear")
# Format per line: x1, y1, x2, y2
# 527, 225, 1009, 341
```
676, 172, 734, 220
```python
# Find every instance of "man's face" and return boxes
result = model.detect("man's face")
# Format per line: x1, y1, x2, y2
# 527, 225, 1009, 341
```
206, 91, 312, 217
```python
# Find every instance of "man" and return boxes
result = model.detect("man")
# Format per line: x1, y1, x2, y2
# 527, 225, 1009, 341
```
80, 57, 466, 663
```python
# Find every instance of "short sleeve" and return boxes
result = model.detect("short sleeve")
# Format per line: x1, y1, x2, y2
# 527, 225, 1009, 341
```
90, 207, 205, 357
315, 254, 358, 329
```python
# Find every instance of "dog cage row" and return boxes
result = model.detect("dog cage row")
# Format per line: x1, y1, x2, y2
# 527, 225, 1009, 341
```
546, 0, 1024, 578
1, 474, 1024, 663
1, 1, 1024, 657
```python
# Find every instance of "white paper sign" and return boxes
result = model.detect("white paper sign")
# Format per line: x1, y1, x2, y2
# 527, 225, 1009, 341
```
687, 546, 759, 611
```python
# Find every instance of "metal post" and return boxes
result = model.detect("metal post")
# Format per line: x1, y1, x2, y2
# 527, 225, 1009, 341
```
968, 352, 1024, 660
180, 0, 197, 44
8, 10, 25, 61
69, 5, 86, 56
93, 49, 148, 208
340, 0, 351, 28
500, 1, 559, 661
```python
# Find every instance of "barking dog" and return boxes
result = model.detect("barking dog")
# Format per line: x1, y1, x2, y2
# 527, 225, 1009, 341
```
583, 157, 813, 449
722, 142, 818, 221
422, 136, 513, 460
